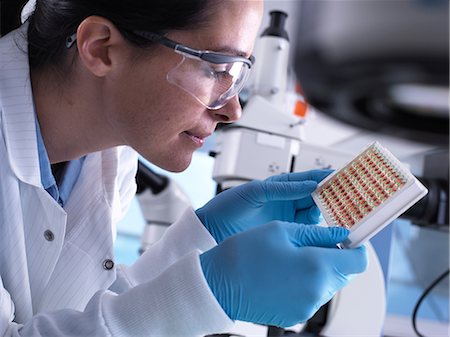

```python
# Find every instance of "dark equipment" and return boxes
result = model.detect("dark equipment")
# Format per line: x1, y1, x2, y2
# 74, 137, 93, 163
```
0, 0, 28, 36
294, 0, 449, 146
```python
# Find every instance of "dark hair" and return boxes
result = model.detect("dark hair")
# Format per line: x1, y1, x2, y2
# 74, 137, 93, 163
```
27, 0, 217, 71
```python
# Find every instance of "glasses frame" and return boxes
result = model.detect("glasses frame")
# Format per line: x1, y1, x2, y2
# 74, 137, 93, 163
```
132, 31, 255, 69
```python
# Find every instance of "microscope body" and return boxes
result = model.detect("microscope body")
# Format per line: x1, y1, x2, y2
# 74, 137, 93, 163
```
213, 96, 301, 189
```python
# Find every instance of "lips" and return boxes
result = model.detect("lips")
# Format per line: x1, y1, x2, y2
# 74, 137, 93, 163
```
183, 130, 210, 147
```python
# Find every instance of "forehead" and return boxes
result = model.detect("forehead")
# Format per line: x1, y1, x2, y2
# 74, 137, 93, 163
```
168, 0, 264, 57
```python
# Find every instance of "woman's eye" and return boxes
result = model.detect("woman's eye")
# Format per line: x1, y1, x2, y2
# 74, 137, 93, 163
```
203, 65, 228, 79
213, 70, 228, 79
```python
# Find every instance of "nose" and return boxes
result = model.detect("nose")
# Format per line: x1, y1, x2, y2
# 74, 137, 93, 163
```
211, 96, 242, 123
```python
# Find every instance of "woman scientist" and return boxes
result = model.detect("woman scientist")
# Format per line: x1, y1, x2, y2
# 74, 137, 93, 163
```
0, 0, 367, 335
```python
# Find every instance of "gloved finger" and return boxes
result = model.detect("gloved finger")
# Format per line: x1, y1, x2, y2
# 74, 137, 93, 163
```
331, 245, 368, 275
287, 223, 349, 248
259, 181, 318, 203
295, 206, 322, 224
294, 196, 315, 209
268, 169, 333, 183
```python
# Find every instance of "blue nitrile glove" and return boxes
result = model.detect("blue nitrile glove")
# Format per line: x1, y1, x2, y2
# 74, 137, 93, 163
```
200, 221, 368, 328
196, 169, 332, 243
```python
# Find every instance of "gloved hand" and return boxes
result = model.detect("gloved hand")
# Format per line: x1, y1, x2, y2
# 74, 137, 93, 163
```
196, 169, 332, 243
200, 221, 368, 328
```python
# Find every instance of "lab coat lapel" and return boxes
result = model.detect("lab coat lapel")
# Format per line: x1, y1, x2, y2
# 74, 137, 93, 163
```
0, 24, 41, 188
0, 25, 69, 317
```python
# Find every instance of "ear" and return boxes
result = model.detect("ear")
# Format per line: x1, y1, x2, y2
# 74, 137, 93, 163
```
75, 16, 125, 77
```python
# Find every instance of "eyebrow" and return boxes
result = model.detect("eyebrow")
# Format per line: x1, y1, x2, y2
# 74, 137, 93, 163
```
213, 46, 250, 58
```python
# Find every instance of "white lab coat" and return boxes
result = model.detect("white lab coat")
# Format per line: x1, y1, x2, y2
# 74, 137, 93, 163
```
0, 25, 232, 336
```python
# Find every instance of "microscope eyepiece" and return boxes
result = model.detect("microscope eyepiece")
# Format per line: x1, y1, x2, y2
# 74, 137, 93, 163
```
261, 10, 289, 41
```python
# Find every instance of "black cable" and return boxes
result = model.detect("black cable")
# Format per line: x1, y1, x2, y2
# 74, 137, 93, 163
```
412, 269, 450, 337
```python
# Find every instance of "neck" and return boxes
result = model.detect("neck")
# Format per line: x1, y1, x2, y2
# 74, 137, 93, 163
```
31, 67, 120, 164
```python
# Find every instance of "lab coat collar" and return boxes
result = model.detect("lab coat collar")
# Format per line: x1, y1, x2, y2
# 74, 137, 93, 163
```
0, 23, 41, 187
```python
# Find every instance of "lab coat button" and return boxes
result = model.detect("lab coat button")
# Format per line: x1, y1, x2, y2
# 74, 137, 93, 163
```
103, 259, 114, 270
44, 230, 54, 241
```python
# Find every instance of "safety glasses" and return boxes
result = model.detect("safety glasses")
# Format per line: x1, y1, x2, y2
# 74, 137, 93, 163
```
133, 31, 255, 110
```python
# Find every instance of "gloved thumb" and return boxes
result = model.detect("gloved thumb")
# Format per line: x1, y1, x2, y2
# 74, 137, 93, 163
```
295, 206, 323, 224
331, 245, 368, 275
288, 224, 349, 248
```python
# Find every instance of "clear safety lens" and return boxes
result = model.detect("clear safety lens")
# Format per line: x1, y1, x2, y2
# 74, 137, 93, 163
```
167, 55, 251, 110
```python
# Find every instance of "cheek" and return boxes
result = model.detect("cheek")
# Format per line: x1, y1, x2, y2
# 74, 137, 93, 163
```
109, 58, 206, 171
116, 93, 193, 161
111, 70, 179, 134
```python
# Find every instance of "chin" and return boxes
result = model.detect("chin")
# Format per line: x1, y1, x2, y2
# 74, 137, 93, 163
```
164, 162, 190, 173
145, 153, 193, 173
